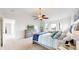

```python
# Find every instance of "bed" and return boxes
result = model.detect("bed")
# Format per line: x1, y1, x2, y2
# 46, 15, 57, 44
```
38, 33, 58, 49
33, 32, 60, 49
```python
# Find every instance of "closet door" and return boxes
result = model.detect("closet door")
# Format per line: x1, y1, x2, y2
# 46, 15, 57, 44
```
0, 19, 3, 47
3, 19, 15, 41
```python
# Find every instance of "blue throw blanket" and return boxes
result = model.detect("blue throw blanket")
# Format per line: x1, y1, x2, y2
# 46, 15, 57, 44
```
33, 32, 48, 41
33, 34, 39, 41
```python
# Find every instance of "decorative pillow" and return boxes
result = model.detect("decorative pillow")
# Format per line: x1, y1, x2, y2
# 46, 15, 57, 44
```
69, 25, 73, 33
53, 31, 62, 39
58, 32, 67, 40
51, 31, 58, 39
63, 35, 71, 41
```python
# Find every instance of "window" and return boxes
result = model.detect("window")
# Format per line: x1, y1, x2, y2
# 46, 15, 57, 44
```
50, 24, 56, 30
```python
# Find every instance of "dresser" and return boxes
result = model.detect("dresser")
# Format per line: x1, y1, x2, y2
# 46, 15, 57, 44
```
24, 30, 33, 38
24, 25, 34, 38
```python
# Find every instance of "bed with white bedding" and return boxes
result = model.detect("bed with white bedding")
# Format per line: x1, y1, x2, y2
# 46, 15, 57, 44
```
33, 32, 60, 49
38, 33, 58, 49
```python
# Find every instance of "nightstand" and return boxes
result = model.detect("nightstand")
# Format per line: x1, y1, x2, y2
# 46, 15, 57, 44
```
72, 31, 79, 50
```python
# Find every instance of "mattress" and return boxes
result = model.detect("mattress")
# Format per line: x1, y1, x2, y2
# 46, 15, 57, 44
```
38, 33, 58, 49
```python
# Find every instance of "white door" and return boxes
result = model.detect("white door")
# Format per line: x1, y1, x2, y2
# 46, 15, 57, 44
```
0, 19, 3, 47
3, 19, 15, 41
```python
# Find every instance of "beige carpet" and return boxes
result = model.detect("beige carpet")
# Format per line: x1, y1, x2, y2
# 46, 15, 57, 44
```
0, 37, 49, 50
0, 37, 33, 50
32, 43, 48, 50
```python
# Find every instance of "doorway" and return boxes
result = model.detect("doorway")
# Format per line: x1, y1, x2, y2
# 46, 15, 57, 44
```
3, 18, 15, 46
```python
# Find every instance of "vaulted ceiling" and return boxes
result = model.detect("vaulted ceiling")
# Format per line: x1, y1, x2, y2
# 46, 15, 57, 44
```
0, 8, 77, 20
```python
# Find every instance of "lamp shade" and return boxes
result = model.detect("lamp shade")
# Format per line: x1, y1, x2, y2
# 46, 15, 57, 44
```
72, 31, 79, 40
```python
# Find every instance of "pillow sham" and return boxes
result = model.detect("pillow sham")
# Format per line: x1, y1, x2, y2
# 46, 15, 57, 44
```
53, 31, 62, 39
58, 32, 66, 40
51, 31, 58, 39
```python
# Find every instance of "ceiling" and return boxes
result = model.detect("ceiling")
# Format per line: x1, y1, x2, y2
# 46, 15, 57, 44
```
0, 8, 77, 20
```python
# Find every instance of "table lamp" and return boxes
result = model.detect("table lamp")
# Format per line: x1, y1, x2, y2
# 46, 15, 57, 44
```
72, 23, 79, 49
72, 31, 79, 40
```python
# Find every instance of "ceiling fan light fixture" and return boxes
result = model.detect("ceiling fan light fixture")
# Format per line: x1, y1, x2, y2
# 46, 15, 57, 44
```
33, 8, 48, 21
42, 15, 48, 19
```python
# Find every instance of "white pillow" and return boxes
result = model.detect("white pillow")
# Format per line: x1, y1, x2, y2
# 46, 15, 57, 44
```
53, 31, 62, 39
63, 35, 71, 41
58, 32, 66, 40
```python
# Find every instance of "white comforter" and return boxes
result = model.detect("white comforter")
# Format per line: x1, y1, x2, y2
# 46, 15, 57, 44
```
38, 33, 58, 49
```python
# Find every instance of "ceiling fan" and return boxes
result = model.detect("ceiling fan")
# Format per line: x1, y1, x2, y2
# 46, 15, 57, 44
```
33, 8, 48, 21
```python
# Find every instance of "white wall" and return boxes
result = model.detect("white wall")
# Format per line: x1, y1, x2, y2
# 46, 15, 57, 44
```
15, 17, 40, 39
3, 16, 73, 39
0, 8, 76, 39
44, 16, 74, 31
0, 17, 40, 40
59, 16, 73, 31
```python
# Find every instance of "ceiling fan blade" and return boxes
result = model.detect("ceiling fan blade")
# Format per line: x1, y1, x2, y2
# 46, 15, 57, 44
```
33, 8, 48, 20
43, 17, 48, 19
33, 17, 38, 20
42, 15, 48, 19
32, 16, 37, 17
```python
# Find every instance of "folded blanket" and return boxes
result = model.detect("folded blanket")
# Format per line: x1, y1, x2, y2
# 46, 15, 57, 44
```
33, 32, 48, 41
